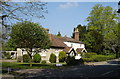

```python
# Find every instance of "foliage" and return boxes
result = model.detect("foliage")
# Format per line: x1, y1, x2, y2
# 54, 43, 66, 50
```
23, 54, 30, 63
2, 62, 64, 69
8, 21, 51, 67
57, 32, 61, 37
3, 52, 11, 59
83, 54, 116, 62
71, 4, 118, 55
84, 52, 97, 58
17, 56, 23, 62
59, 51, 66, 62
86, 4, 118, 54
49, 53, 57, 63
33, 53, 41, 63
65, 56, 83, 65
41, 60, 47, 64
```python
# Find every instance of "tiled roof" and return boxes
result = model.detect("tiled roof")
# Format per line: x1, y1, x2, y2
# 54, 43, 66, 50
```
49, 34, 84, 48
49, 34, 66, 48
63, 47, 72, 53
76, 48, 84, 53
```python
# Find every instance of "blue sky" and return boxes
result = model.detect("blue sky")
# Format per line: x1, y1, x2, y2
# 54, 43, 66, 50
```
31, 2, 118, 37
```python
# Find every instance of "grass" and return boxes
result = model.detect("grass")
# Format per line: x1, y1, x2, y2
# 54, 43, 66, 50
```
2, 62, 67, 69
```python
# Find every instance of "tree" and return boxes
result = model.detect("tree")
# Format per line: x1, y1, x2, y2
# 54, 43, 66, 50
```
1, 1, 47, 44
8, 21, 51, 67
87, 4, 118, 34
86, 4, 118, 54
1, 1, 47, 26
57, 32, 61, 37
59, 51, 66, 62
72, 24, 87, 41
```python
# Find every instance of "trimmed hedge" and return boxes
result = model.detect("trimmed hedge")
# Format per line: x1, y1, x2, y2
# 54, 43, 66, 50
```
59, 51, 66, 62
84, 52, 97, 58
83, 54, 116, 62
23, 54, 30, 63
82, 58, 94, 62
49, 53, 56, 63
33, 53, 41, 63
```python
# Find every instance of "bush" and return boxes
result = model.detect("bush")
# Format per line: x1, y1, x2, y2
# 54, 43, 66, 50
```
83, 58, 94, 62
66, 56, 76, 65
3, 52, 11, 59
23, 54, 30, 63
33, 53, 41, 63
84, 52, 97, 58
17, 56, 23, 62
66, 56, 83, 65
41, 60, 46, 64
49, 53, 56, 63
92, 55, 108, 62
59, 51, 66, 62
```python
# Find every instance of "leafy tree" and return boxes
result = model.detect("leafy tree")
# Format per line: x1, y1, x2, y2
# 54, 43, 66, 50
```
72, 24, 87, 41
8, 21, 51, 66
87, 4, 118, 34
1, 1, 47, 44
49, 53, 56, 63
85, 4, 118, 54
59, 51, 66, 62
57, 32, 61, 37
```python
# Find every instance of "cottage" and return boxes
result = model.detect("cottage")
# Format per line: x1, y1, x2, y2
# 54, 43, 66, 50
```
17, 28, 87, 63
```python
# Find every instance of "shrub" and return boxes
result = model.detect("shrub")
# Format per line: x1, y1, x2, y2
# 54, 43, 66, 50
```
92, 55, 108, 62
49, 53, 56, 63
33, 53, 41, 63
3, 52, 11, 59
84, 52, 97, 58
23, 54, 30, 63
41, 60, 46, 64
83, 58, 94, 62
65, 56, 83, 65
66, 56, 76, 65
17, 56, 23, 62
59, 51, 66, 62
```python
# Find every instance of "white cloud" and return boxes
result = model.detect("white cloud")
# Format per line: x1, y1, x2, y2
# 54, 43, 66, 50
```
59, 2, 79, 8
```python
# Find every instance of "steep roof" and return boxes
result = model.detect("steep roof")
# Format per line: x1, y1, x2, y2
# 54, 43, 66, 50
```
49, 34, 84, 48
76, 48, 84, 53
49, 34, 66, 48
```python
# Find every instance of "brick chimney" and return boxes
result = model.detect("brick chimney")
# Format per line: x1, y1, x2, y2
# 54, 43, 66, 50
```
74, 28, 79, 41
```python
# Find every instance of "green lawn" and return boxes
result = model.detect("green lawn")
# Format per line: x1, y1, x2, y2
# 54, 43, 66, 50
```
2, 62, 67, 69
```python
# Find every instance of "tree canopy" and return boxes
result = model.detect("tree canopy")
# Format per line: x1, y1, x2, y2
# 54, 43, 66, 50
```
8, 21, 51, 66
72, 4, 119, 56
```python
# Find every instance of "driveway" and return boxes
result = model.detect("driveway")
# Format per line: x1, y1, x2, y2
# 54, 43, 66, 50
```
2, 59, 120, 79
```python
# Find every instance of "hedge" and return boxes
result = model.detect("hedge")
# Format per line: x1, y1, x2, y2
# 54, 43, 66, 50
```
84, 52, 97, 58
59, 51, 66, 62
23, 54, 30, 63
83, 54, 116, 62
33, 53, 41, 63
49, 53, 56, 63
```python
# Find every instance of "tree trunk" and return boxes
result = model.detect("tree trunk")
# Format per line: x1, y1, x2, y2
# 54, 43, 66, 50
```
29, 48, 32, 67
